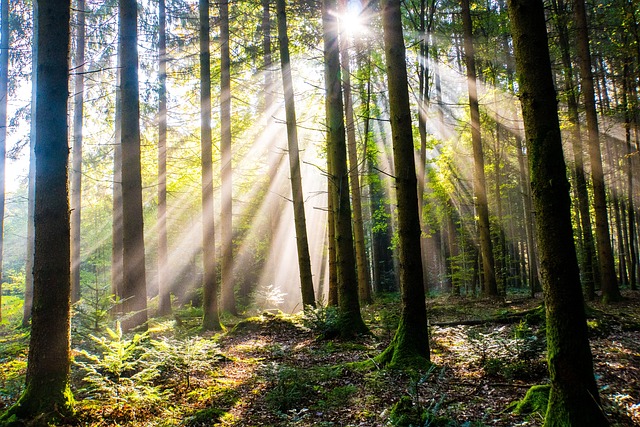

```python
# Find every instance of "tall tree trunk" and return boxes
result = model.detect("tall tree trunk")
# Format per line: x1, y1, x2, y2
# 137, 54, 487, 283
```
0, 0, 74, 418
515, 135, 539, 296
0, 0, 8, 322
119, 0, 148, 331
623, 61, 638, 290
338, 0, 371, 304
461, 0, 497, 296
376, 0, 430, 368
220, 0, 235, 314
111, 64, 123, 307
573, 0, 620, 302
507, 1, 608, 424
70, 0, 85, 304
276, 0, 315, 308
322, 0, 367, 336
201, 0, 221, 331
551, 0, 599, 300
156, 0, 171, 317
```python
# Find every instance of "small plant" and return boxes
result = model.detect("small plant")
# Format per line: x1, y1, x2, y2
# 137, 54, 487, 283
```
264, 364, 316, 412
74, 321, 167, 416
301, 303, 340, 338
149, 336, 223, 390
253, 284, 287, 311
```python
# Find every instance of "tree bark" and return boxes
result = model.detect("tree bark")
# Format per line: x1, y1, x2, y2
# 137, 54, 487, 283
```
507, 1, 608, 424
276, 0, 315, 308
200, 0, 221, 331
322, 0, 367, 336
220, 0, 236, 315
119, 0, 148, 331
376, 0, 430, 368
156, 0, 171, 317
551, 0, 599, 300
338, 0, 371, 305
573, 0, 620, 302
0, 0, 74, 418
70, 0, 85, 304
0, 0, 8, 322
460, 0, 497, 296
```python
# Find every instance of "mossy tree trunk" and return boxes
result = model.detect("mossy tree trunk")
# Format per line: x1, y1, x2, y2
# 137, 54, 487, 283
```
507, 0, 608, 425
120, 0, 148, 331
376, 0, 430, 369
322, 0, 367, 336
276, 0, 315, 308
1, 0, 74, 420
200, 0, 221, 331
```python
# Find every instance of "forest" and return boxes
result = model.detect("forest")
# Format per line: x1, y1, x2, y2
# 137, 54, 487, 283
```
0, 0, 638, 425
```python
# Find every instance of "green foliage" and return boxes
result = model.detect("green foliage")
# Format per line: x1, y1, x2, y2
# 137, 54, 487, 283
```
301, 303, 341, 338
72, 277, 115, 335
466, 323, 546, 381
149, 336, 223, 390
74, 322, 167, 411
264, 365, 316, 412
252, 284, 287, 312
513, 384, 550, 416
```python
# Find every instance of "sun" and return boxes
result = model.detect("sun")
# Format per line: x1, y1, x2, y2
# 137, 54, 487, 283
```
337, 4, 368, 39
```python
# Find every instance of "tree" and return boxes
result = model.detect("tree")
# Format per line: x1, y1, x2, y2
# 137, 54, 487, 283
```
375, 0, 430, 368
550, 0, 599, 300
0, 0, 8, 322
119, 0, 148, 331
70, 0, 85, 304
507, 0, 608, 424
220, 0, 235, 315
338, 0, 371, 304
157, 0, 171, 316
201, 0, 221, 331
573, 0, 620, 302
322, 0, 367, 336
0, 0, 74, 419
276, 0, 315, 308
461, 0, 497, 297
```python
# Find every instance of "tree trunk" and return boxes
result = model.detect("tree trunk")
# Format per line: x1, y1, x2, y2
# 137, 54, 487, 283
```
551, 0, 599, 300
276, 0, 315, 308
0, 0, 74, 419
573, 0, 620, 302
339, 0, 371, 305
156, 0, 171, 317
461, 0, 497, 297
220, 0, 235, 315
70, 0, 85, 304
376, 0, 430, 369
111, 64, 123, 307
507, 1, 608, 425
0, 0, 8, 322
119, 0, 148, 331
322, 0, 367, 336
623, 61, 638, 290
515, 135, 539, 296
200, 0, 221, 331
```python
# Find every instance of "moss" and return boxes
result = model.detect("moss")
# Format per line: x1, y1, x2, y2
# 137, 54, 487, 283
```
0, 382, 75, 426
389, 395, 423, 427
513, 384, 550, 416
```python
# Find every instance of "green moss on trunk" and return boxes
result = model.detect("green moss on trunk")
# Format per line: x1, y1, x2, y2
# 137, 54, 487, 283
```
0, 382, 74, 426
514, 384, 550, 416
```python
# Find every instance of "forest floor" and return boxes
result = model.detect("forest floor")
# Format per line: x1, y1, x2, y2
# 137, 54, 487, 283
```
1, 290, 639, 426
